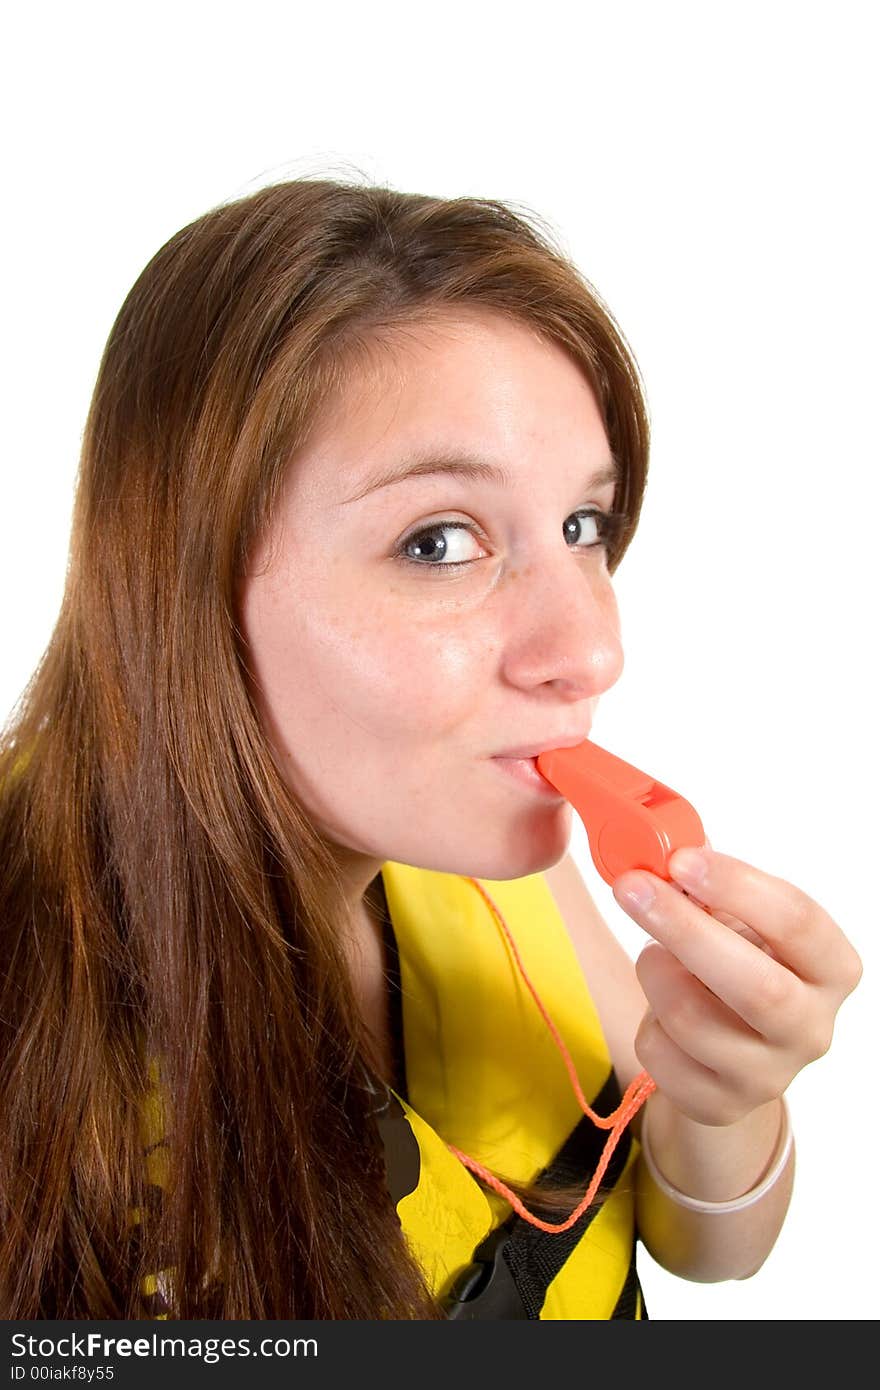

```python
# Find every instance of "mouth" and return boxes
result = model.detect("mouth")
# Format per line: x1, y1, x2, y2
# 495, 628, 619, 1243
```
492, 735, 590, 761
491, 754, 566, 798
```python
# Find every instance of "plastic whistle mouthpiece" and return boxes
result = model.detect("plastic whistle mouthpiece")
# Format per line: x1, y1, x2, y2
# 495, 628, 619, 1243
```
536, 739, 707, 887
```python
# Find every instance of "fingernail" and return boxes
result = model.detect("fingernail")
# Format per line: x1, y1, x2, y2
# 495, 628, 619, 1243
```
669, 848, 708, 889
616, 874, 655, 912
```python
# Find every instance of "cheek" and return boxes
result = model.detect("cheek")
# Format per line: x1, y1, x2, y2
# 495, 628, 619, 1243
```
243, 572, 486, 749
307, 596, 484, 741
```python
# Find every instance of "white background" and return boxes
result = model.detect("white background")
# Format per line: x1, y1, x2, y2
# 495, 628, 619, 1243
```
2, 1, 876, 1320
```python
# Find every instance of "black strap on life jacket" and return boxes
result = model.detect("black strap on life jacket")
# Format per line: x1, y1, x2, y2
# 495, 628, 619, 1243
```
441, 1067, 647, 1320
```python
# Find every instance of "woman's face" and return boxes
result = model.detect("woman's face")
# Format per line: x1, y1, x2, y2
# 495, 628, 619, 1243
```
238, 308, 625, 901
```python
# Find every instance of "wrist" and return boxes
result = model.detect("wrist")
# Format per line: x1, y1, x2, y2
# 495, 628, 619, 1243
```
639, 1094, 793, 1214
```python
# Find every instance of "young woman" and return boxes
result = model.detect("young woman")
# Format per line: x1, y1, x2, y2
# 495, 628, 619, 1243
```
0, 178, 861, 1319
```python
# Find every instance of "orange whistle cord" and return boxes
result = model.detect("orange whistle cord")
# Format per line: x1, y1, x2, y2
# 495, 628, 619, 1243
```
445, 875, 656, 1235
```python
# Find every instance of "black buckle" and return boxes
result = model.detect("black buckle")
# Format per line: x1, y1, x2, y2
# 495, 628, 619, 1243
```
442, 1223, 530, 1320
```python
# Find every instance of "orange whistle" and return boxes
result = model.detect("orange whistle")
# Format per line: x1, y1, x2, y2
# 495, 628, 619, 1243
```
536, 739, 707, 887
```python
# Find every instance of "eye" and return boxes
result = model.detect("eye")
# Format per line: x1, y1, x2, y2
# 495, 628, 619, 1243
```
396, 520, 482, 569
564, 509, 629, 553
395, 509, 628, 575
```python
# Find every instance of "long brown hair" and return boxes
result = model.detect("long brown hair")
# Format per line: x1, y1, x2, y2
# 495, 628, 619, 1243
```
0, 176, 650, 1318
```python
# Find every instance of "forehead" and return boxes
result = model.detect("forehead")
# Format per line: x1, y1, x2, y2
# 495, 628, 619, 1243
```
300, 307, 607, 474
243, 309, 612, 578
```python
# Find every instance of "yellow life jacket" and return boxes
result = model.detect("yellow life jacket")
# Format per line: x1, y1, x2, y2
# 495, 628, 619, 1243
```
374, 861, 645, 1320
136, 862, 645, 1319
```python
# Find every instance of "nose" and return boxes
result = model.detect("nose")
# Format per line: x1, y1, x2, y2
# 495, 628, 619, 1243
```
496, 548, 624, 701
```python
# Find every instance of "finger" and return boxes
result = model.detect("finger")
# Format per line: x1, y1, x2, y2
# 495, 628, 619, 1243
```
636, 942, 778, 1093
634, 1012, 731, 1126
681, 889, 773, 948
614, 872, 807, 1041
665, 846, 854, 992
694, 905, 781, 957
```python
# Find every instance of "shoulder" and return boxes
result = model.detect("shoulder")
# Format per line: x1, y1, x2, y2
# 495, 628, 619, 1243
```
542, 851, 649, 1101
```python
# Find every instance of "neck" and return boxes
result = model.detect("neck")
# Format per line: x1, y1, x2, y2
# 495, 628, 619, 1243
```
342, 871, 392, 1071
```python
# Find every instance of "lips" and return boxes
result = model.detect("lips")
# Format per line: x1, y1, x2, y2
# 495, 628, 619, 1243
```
492, 735, 589, 760
491, 752, 568, 797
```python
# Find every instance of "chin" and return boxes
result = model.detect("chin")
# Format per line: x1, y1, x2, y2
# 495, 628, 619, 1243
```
438, 814, 573, 884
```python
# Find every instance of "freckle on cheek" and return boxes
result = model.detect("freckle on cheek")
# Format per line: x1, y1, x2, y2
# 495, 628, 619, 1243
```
499, 567, 520, 588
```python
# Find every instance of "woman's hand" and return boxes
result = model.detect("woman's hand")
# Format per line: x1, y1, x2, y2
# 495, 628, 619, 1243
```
611, 846, 863, 1127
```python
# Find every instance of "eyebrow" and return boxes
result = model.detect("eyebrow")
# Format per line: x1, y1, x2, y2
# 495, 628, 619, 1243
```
342, 447, 622, 504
